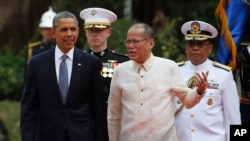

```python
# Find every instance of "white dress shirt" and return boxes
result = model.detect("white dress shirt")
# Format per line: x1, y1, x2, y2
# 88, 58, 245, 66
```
108, 54, 203, 141
55, 46, 74, 85
175, 59, 241, 141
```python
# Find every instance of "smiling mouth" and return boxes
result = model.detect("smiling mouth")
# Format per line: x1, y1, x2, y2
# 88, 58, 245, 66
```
64, 38, 74, 41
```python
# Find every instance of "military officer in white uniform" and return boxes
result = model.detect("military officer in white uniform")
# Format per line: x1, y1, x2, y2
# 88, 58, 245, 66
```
175, 20, 241, 141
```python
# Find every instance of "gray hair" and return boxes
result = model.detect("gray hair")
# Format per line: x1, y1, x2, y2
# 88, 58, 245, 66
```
52, 11, 78, 28
128, 23, 155, 39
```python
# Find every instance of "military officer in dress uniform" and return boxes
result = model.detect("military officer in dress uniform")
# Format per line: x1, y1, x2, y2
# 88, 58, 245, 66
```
80, 7, 129, 101
174, 20, 241, 141
235, 42, 250, 124
27, 6, 57, 64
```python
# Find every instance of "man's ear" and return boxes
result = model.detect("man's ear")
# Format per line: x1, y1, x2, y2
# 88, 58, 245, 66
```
149, 39, 155, 49
209, 45, 213, 53
107, 28, 112, 35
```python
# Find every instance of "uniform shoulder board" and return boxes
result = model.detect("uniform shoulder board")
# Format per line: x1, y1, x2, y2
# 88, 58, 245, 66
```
213, 61, 231, 71
240, 42, 250, 47
177, 61, 185, 66
111, 50, 128, 57
28, 41, 42, 48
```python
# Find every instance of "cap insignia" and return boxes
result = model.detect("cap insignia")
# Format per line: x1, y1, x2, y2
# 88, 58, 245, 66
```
91, 10, 96, 16
191, 21, 201, 34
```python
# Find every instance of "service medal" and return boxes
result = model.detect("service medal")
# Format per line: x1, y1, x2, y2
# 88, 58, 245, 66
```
207, 98, 213, 105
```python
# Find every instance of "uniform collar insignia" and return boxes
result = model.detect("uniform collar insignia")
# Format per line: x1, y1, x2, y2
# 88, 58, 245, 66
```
89, 48, 108, 57
100, 51, 105, 56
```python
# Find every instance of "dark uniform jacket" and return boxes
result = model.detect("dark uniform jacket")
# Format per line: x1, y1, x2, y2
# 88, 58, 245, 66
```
27, 40, 55, 64
88, 48, 129, 141
237, 45, 250, 99
88, 48, 129, 101
23, 40, 56, 89
236, 43, 250, 124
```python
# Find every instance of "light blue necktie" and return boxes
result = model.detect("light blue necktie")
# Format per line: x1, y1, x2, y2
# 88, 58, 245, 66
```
59, 55, 68, 104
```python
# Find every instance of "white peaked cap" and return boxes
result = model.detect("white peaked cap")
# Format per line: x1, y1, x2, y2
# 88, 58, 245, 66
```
80, 7, 117, 28
181, 20, 218, 41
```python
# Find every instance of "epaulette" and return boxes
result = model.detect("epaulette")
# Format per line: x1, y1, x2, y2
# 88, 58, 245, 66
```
28, 41, 42, 48
240, 42, 250, 47
177, 61, 185, 66
27, 41, 42, 64
111, 50, 128, 57
213, 61, 231, 71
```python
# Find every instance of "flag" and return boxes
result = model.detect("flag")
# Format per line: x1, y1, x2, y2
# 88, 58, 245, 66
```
215, 0, 250, 71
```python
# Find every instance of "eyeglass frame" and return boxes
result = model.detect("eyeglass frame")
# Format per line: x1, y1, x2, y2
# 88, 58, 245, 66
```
124, 39, 149, 46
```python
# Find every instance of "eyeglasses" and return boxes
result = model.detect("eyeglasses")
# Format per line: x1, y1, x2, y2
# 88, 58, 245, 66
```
186, 41, 211, 48
124, 39, 148, 46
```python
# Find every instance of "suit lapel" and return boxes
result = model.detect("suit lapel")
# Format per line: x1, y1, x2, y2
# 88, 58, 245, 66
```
65, 49, 83, 104
44, 48, 64, 104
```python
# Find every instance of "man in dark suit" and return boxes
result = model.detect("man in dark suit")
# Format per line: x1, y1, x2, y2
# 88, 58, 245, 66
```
20, 11, 107, 141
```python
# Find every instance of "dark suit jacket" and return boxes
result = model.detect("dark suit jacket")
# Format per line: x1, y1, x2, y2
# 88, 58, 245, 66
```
21, 47, 107, 141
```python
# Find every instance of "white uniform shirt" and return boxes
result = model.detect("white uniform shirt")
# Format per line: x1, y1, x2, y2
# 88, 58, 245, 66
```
175, 59, 241, 141
108, 54, 204, 141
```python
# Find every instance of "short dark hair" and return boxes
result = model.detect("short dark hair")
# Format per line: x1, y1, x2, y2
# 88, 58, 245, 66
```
52, 11, 78, 28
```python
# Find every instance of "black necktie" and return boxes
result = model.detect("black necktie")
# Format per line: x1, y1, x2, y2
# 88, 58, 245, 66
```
59, 55, 68, 104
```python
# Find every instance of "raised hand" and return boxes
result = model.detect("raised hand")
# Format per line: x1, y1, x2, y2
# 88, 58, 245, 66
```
194, 71, 209, 95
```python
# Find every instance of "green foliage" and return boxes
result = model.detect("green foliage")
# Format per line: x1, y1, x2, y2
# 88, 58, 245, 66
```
0, 43, 25, 100
153, 17, 187, 62
151, 0, 218, 62
109, 18, 138, 54
0, 100, 20, 141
